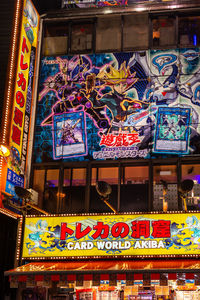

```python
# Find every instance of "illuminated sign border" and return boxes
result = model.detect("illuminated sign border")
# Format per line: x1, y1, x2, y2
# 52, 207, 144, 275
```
22, 211, 200, 260
1, 0, 40, 204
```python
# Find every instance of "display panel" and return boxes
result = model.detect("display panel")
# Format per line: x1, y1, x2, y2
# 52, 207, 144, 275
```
62, 0, 173, 9
34, 49, 200, 162
22, 212, 200, 259
5, 0, 39, 197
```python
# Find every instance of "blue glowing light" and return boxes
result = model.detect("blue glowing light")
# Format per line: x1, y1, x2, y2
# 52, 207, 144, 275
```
193, 34, 197, 46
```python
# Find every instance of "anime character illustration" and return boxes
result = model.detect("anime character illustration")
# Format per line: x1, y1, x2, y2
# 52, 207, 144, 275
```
96, 0, 127, 7
93, 61, 149, 132
132, 51, 200, 152
39, 56, 110, 136
8, 147, 21, 175
64, 0, 127, 9
168, 216, 200, 250
23, 0, 38, 45
185, 216, 200, 248
59, 119, 81, 145
26, 220, 55, 254
53, 111, 87, 159
34, 48, 200, 162
153, 107, 191, 154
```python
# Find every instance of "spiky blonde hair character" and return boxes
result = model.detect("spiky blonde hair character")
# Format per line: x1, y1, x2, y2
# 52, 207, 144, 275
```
97, 61, 138, 91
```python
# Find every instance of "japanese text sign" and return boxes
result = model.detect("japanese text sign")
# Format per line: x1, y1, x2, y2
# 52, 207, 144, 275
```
22, 212, 200, 259
8, 0, 39, 177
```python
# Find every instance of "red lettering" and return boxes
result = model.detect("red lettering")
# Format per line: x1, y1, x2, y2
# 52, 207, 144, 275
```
75, 223, 92, 239
100, 134, 115, 147
16, 91, 25, 108
17, 72, 26, 91
111, 222, 129, 238
20, 54, 28, 70
11, 125, 21, 145
128, 133, 140, 145
22, 36, 29, 54
152, 220, 171, 238
100, 133, 140, 147
13, 107, 23, 127
60, 223, 74, 240
92, 222, 109, 239
131, 221, 150, 238
115, 134, 123, 147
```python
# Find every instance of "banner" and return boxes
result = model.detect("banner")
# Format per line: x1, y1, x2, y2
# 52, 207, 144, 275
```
34, 48, 200, 163
22, 212, 200, 259
6, 0, 39, 194
62, 0, 173, 9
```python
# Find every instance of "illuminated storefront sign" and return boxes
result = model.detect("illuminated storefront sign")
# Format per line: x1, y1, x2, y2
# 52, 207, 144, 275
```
22, 212, 200, 259
5, 0, 39, 194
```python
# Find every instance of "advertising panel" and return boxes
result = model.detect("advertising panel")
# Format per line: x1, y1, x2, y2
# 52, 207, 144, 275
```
34, 49, 200, 162
22, 212, 200, 259
6, 0, 39, 194
62, 0, 173, 9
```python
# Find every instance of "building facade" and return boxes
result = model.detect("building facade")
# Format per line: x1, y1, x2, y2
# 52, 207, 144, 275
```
2, 0, 200, 299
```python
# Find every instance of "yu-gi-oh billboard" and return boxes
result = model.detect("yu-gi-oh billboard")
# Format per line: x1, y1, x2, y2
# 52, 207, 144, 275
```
34, 49, 200, 162
62, 0, 173, 9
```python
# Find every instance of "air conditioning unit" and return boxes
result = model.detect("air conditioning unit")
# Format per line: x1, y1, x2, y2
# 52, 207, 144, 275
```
27, 189, 38, 205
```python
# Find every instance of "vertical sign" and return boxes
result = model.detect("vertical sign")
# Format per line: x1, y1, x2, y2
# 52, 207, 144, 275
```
5, 0, 39, 198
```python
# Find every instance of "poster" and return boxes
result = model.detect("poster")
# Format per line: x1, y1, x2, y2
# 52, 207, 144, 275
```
154, 107, 191, 154
76, 288, 96, 300
35, 49, 200, 163
53, 111, 87, 159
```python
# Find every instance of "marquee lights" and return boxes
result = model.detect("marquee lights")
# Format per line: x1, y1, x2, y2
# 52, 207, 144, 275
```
26, 210, 199, 218
16, 216, 23, 261
0, 208, 19, 220
0, 0, 22, 203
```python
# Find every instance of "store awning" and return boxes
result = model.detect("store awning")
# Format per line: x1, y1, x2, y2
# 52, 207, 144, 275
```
5, 259, 200, 277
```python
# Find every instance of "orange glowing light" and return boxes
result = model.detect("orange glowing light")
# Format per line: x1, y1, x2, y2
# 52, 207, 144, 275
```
0, 145, 10, 158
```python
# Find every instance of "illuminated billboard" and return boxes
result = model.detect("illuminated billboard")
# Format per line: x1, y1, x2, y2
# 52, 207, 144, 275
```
62, 0, 173, 9
22, 212, 200, 259
34, 49, 200, 162
5, 0, 39, 196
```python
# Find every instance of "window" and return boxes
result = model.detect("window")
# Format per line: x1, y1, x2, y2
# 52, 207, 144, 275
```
42, 23, 68, 56
41, 11, 200, 56
96, 16, 121, 52
153, 165, 178, 211
90, 167, 118, 213
152, 16, 175, 47
32, 169, 45, 207
123, 14, 149, 50
71, 23, 93, 53
62, 168, 86, 213
181, 164, 200, 210
179, 16, 200, 47
32, 157, 200, 214
43, 169, 59, 213
120, 166, 149, 212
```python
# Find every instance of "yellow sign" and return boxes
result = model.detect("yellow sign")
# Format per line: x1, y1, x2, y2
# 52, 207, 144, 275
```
9, 0, 39, 176
22, 212, 200, 259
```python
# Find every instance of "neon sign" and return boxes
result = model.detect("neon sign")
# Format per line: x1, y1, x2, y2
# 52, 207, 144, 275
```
22, 212, 200, 259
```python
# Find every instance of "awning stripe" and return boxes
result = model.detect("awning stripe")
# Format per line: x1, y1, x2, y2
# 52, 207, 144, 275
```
8, 272, 199, 283
5, 259, 200, 277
